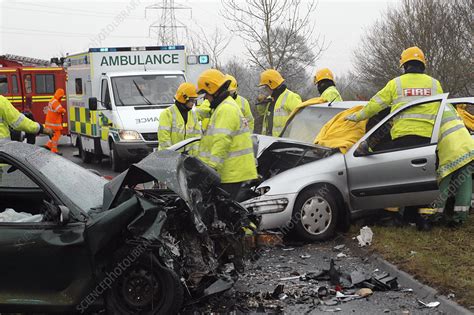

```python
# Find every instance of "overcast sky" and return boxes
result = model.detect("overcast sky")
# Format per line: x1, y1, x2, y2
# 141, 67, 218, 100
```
0, 0, 401, 76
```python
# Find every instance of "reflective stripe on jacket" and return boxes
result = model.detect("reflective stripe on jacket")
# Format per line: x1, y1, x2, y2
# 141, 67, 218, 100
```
321, 86, 343, 102
354, 73, 443, 140
262, 88, 302, 137
45, 98, 66, 130
158, 104, 201, 155
0, 95, 40, 140
436, 104, 474, 180
198, 96, 257, 183
235, 95, 254, 133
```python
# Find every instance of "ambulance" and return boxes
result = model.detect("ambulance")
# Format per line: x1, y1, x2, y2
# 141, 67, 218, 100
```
64, 45, 210, 171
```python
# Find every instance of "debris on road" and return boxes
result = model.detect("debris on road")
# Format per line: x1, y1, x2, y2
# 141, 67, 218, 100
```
356, 226, 374, 246
356, 288, 373, 297
336, 252, 347, 258
417, 299, 440, 308
333, 244, 346, 250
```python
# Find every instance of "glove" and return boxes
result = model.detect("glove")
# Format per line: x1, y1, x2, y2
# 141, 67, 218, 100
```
42, 127, 54, 136
345, 113, 359, 122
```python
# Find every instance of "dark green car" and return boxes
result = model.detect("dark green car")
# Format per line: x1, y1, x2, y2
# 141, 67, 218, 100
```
0, 141, 255, 314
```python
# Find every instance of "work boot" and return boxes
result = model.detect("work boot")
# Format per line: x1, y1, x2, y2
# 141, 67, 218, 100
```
415, 214, 431, 231
379, 208, 404, 227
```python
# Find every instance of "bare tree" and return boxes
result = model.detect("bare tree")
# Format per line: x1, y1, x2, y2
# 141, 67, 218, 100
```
221, 0, 326, 78
186, 25, 231, 69
353, 0, 473, 96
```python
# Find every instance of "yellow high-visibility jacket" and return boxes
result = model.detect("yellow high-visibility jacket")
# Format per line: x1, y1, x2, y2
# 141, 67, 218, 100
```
235, 95, 254, 132
158, 104, 201, 155
353, 73, 443, 140
197, 96, 257, 183
320, 86, 343, 102
315, 105, 367, 153
196, 99, 211, 131
436, 104, 474, 181
262, 89, 302, 137
0, 95, 40, 141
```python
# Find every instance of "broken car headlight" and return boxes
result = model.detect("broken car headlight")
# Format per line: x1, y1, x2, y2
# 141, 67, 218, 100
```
119, 130, 142, 141
245, 197, 289, 214
256, 186, 271, 195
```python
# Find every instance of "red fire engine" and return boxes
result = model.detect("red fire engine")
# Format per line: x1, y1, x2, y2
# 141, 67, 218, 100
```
0, 54, 68, 138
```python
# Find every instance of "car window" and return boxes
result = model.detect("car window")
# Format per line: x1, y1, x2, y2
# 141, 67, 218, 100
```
25, 152, 107, 212
0, 163, 38, 188
281, 106, 345, 143
364, 101, 440, 154
0, 75, 8, 94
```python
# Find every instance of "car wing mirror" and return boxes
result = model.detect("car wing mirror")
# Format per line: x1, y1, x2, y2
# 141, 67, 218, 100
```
88, 97, 98, 111
58, 205, 70, 225
354, 140, 370, 157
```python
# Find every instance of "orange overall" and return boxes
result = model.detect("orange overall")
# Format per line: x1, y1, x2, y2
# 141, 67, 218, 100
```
45, 89, 66, 153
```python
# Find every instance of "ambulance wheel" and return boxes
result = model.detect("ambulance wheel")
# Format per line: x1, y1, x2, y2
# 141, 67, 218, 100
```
110, 142, 125, 172
78, 137, 93, 164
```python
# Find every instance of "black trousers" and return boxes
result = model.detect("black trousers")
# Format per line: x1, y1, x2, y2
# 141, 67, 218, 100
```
220, 182, 245, 202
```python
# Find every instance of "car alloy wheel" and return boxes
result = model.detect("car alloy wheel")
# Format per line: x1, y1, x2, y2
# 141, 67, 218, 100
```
300, 196, 332, 235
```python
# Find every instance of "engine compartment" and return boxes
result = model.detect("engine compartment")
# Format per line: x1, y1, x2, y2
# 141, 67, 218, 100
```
257, 141, 337, 181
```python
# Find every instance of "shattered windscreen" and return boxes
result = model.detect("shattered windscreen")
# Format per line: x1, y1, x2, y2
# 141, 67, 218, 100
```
282, 107, 346, 143
25, 148, 107, 212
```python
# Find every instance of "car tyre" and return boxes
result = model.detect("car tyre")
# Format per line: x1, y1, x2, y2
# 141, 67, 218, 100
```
78, 137, 93, 163
105, 252, 184, 315
292, 185, 339, 241
110, 141, 125, 172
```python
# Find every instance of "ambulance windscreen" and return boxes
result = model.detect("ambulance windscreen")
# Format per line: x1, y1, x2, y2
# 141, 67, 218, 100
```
111, 74, 185, 106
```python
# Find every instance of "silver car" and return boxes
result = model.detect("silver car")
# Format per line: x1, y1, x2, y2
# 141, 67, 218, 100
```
172, 94, 472, 241
244, 94, 473, 241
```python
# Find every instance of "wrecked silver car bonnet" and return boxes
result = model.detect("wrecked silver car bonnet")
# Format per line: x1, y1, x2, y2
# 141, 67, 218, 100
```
103, 150, 220, 231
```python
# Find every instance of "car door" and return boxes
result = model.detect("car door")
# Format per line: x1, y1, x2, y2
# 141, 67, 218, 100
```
0, 156, 92, 309
345, 94, 448, 210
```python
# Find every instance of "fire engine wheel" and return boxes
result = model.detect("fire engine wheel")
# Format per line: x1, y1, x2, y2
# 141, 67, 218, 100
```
105, 252, 183, 315
77, 137, 93, 163
292, 185, 339, 241
110, 142, 126, 172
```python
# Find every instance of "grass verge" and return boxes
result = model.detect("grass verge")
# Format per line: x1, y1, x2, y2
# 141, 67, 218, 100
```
352, 216, 473, 309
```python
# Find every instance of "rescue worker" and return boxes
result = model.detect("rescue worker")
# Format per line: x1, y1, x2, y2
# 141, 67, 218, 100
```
45, 88, 66, 154
196, 69, 257, 201
345, 46, 443, 148
433, 104, 474, 226
0, 95, 53, 143
314, 68, 343, 102
345, 46, 443, 230
158, 82, 201, 155
258, 69, 302, 136
225, 74, 255, 132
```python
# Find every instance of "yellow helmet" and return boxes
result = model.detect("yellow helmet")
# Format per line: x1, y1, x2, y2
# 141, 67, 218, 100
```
399, 46, 426, 67
225, 74, 238, 92
174, 82, 198, 104
314, 68, 335, 84
197, 69, 229, 95
259, 69, 284, 90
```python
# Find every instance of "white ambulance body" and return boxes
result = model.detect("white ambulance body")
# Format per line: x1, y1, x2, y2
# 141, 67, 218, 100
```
65, 45, 210, 171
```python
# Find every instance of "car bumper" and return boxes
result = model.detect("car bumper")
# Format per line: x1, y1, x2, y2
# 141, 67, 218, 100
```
242, 193, 297, 230
114, 141, 158, 161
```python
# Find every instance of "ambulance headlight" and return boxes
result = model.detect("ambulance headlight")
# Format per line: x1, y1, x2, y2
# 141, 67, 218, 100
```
119, 130, 141, 141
